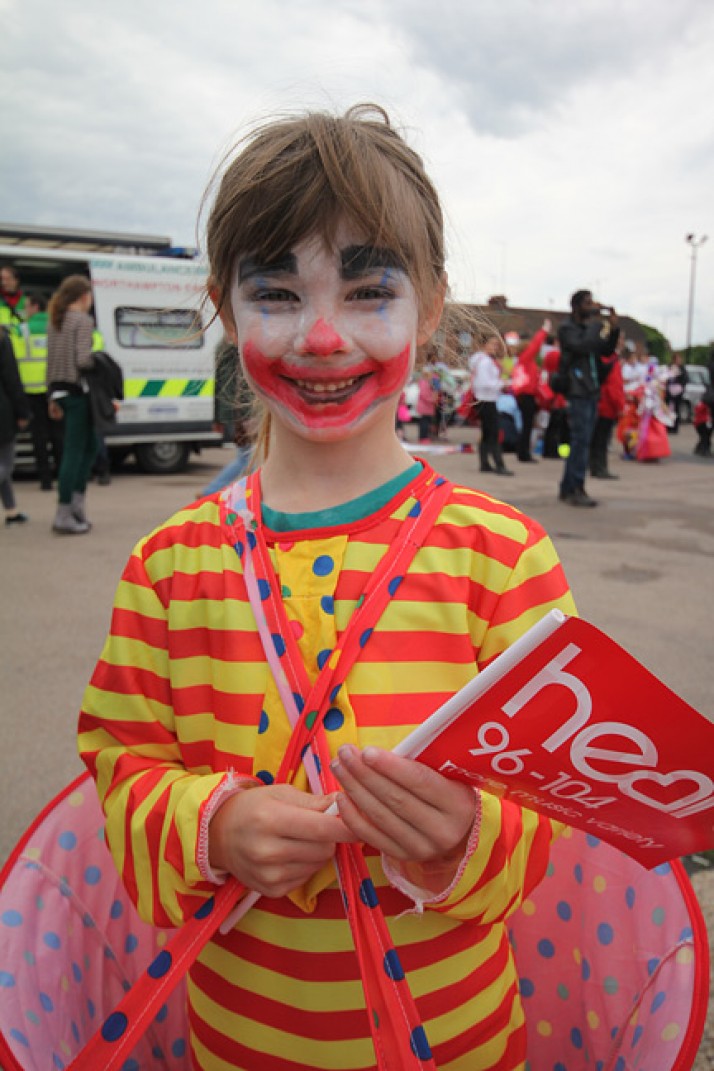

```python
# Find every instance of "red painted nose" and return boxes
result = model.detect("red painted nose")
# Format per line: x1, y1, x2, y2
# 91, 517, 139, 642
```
301, 318, 347, 357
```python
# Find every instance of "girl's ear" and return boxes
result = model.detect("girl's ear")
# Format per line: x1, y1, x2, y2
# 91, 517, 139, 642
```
209, 284, 238, 344
417, 272, 448, 346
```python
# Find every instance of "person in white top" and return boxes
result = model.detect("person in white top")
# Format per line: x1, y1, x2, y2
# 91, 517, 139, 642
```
468, 335, 513, 475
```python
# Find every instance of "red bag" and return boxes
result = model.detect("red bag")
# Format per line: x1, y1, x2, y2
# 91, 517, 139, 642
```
535, 372, 555, 411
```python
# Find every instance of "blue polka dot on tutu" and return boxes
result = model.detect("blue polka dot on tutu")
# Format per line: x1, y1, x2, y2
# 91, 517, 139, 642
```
0, 972, 15, 988
625, 886, 636, 909
323, 707, 344, 731
383, 949, 405, 981
574, 864, 583, 884
586, 834, 600, 848
171, 1039, 187, 1057
652, 907, 665, 926
633, 1025, 643, 1046
571, 1027, 583, 1049
321, 595, 334, 615
125, 934, 138, 954
556, 901, 572, 921
597, 922, 614, 945
121, 1059, 140, 1071
87, 999, 96, 1020
84, 866, 101, 885
72, 962, 83, 983
615, 1058, 626, 1071
1, 910, 22, 927
110, 899, 124, 919
581, 958, 591, 981
654, 862, 671, 876
647, 957, 660, 976
313, 555, 334, 577
58, 831, 77, 851
10, 1029, 29, 1048
651, 991, 666, 1013
155, 1004, 168, 1023
519, 977, 535, 998
680, 925, 693, 941
537, 938, 555, 958
52, 1054, 65, 1070
43, 932, 61, 950
40, 991, 54, 1012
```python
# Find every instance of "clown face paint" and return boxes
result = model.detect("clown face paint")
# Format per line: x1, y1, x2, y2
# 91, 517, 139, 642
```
229, 224, 421, 443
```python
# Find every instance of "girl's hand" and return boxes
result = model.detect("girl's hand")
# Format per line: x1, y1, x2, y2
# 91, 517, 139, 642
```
208, 783, 355, 899
331, 745, 477, 871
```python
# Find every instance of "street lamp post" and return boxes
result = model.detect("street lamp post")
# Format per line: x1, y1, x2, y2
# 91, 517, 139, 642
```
685, 233, 708, 360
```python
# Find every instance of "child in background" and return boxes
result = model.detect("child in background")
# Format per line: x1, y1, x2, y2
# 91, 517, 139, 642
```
693, 398, 712, 456
78, 104, 575, 1071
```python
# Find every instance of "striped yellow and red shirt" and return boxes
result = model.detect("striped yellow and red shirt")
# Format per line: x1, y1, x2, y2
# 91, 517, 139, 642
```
78, 462, 576, 1071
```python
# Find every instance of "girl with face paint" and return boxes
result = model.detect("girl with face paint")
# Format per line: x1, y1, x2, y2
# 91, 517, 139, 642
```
79, 106, 576, 1071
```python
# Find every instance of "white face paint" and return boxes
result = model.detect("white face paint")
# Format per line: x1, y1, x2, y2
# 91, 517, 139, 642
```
228, 220, 422, 445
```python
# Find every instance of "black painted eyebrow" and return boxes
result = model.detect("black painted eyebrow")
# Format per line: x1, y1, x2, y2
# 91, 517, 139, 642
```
340, 245, 405, 278
237, 253, 297, 283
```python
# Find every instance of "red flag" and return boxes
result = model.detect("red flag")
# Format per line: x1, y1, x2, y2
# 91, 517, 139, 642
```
398, 612, 714, 868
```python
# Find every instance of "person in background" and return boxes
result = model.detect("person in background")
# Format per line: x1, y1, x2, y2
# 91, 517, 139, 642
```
541, 339, 569, 458
620, 343, 645, 393
0, 266, 26, 327
664, 352, 688, 434
415, 364, 438, 442
47, 275, 98, 534
557, 291, 619, 507
469, 334, 513, 475
693, 397, 712, 457
10, 291, 63, 491
510, 319, 551, 463
589, 341, 625, 480
0, 328, 30, 525
78, 103, 576, 1071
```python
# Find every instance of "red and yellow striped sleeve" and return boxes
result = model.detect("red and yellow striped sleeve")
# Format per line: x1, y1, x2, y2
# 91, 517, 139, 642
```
78, 507, 232, 928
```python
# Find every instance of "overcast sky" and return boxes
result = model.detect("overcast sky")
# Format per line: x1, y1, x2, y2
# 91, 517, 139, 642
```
3, 0, 713, 348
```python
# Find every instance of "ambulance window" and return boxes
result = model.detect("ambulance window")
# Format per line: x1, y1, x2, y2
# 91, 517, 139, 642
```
114, 307, 203, 349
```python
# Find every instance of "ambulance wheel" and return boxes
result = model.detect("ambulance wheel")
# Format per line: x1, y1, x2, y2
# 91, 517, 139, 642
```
135, 442, 191, 474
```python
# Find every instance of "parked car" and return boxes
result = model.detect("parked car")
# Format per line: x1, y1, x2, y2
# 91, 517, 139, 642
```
681, 365, 711, 423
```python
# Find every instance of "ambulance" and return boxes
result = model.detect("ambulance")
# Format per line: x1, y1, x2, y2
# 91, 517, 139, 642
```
1, 223, 225, 473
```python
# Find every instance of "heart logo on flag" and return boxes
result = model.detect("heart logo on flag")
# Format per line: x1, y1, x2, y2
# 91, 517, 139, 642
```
619, 768, 714, 814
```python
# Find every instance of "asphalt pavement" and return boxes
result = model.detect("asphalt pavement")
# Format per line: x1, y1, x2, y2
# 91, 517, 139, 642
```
1, 426, 712, 868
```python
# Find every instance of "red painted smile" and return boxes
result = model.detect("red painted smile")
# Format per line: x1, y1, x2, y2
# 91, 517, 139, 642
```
243, 341, 412, 431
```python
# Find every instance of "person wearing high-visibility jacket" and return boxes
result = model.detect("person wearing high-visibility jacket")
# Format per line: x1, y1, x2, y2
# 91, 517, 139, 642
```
0, 266, 26, 327
11, 292, 63, 490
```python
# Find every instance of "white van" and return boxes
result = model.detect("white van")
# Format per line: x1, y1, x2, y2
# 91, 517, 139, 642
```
1, 227, 225, 473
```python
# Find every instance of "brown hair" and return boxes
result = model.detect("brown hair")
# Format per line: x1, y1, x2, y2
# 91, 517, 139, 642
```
204, 104, 445, 321
48, 275, 92, 330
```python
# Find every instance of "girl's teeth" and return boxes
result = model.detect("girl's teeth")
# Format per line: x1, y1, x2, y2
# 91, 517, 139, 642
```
296, 378, 355, 393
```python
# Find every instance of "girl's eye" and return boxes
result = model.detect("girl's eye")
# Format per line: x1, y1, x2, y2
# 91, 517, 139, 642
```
252, 288, 297, 303
351, 285, 394, 302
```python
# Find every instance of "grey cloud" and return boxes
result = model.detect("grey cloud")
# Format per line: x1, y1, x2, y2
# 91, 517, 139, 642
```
374, 0, 713, 136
